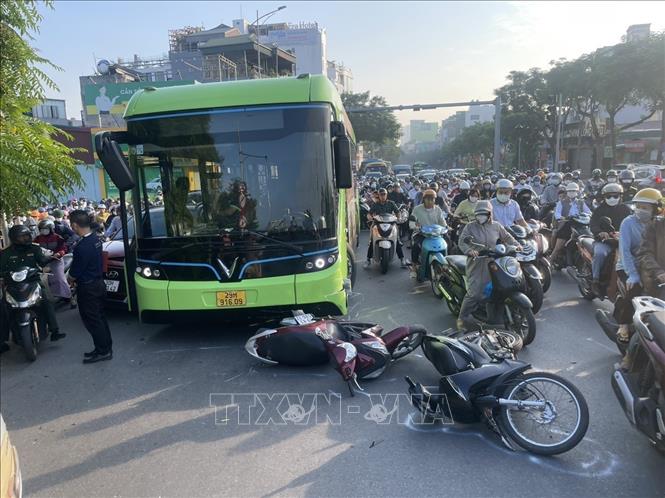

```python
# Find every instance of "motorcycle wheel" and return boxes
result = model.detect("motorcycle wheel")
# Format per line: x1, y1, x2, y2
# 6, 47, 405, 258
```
538, 261, 552, 293
507, 303, 536, 346
391, 329, 425, 359
430, 261, 445, 299
497, 372, 589, 456
347, 245, 357, 289
380, 248, 390, 274
18, 322, 37, 362
526, 276, 544, 314
578, 264, 595, 301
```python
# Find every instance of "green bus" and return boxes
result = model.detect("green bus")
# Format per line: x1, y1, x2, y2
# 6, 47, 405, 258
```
95, 74, 358, 322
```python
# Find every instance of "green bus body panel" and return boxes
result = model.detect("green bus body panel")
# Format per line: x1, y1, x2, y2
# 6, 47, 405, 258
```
124, 74, 353, 139
295, 260, 346, 312
134, 274, 170, 311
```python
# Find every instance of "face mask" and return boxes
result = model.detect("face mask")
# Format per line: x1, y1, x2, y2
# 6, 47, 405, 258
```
522, 196, 532, 203
468, 196, 478, 203
484, 184, 491, 189
605, 197, 620, 207
621, 179, 632, 185
552, 179, 561, 186
607, 177, 617, 183
567, 191, 578, 199
39, 229, 50, 235
634, 207, 652, 223
519, 180, 526, 185
497, 194, 510, 203
475, 214, 489, 224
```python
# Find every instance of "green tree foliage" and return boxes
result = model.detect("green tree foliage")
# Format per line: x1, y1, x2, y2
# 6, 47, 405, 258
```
0, 0, 81, 217
341, 91, 400, 153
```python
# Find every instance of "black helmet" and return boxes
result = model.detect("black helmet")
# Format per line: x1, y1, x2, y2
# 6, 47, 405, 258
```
9, 224, 33, 246
592, 168, 601, 178
619, 169, 635, 184
38, 219, 55, 232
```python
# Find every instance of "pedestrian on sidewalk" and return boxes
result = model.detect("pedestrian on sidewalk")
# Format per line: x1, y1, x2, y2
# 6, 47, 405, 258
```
67, 210, 113, 364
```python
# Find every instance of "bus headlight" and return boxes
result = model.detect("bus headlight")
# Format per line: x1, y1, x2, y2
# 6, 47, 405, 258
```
302, 252, 338, 272
136, 265, 165, 279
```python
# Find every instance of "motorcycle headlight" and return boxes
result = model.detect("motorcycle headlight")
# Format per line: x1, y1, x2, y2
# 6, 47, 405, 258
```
504, 258, 520, 276
11, 270, 28, 282
379, 223, 391, 232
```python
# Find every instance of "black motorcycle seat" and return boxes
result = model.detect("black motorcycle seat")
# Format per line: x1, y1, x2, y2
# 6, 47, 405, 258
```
422, 339, 466, 375
647, 311, 665, 351
579, 236, 594, 253
446, 255, 467, 275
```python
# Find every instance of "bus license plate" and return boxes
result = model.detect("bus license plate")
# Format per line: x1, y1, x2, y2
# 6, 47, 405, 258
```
216, 290, 246, 307
104, 280, 120, 293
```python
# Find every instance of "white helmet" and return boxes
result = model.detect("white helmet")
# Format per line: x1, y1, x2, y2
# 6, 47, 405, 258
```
565, 182, 580, 192
496, 178, 514, 190
459, 180, 470, 190
601, 183, 623, 195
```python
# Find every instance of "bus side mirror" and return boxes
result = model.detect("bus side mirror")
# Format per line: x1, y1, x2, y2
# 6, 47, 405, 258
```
94, 132, 135, 192
333, 135, 353, 189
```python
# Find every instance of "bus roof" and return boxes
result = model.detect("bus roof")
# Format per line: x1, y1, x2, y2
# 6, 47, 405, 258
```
124, 74, 350, 130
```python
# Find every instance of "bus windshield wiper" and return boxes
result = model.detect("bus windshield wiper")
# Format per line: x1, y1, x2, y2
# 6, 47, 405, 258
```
237, 229, 305, 256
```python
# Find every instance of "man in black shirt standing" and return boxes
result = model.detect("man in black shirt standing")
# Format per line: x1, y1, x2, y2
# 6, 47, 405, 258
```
67, 210, 113, 363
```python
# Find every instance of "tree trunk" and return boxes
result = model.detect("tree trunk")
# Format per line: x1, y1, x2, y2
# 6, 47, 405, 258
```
0, 212, 9, 249
608, 112, 617, 168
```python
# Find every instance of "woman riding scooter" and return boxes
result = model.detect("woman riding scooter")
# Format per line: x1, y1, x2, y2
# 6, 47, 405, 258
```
457, 201, 520, 330
33, 219, 72, 302
549, 182, 591, 269
410, 189, 447, 279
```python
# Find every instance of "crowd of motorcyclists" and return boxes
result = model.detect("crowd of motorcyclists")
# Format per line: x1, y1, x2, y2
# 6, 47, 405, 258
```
359, 166, 665, 368
0, 198, 123, 354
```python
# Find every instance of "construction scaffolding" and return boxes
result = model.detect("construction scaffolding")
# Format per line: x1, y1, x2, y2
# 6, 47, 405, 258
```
203, 54, 238, 82
169, 26, 204, 52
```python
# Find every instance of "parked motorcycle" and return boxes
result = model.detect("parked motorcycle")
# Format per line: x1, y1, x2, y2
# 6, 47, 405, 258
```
245, 311, 425, 392
410, 224, 448, 286
2, 266, 51, 361
405, 333, 589, 455
434, 237, 537, 345
369, 212, 400, 274
506, 224, 544, 314
612, 296, 665, 453
566, 216, 618, 301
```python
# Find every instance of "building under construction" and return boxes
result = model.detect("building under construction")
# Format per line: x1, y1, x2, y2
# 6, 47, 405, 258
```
168, 23, 296, 83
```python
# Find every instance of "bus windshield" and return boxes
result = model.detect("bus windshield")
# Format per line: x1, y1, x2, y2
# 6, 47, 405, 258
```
127, 104, 336, 242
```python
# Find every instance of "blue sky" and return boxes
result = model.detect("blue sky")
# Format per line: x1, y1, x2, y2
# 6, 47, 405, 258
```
34, 1, 665, 125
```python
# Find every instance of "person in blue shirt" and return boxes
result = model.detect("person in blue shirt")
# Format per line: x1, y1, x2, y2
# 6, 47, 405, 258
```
68, 210, 113, 364
614, 189, 663, 346
490, 179, 527, 228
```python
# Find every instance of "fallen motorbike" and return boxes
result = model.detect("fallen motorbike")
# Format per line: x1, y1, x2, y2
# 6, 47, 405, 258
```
410, 224, 448, 286
2, 266, 51, 361
405, 333, 589, 455
612, 296, 665, 453
245, 311, 425, 392
505, 224, 544, 314
566, 216, 618, 301
434, 237, 537, 345
526, 219, 552, 293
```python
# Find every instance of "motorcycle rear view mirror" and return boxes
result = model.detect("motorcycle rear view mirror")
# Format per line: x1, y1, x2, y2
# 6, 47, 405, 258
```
599, 216, 615, 232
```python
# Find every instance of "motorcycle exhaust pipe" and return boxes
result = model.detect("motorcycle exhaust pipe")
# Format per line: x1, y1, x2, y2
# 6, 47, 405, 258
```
611, 369, 636, 425
595, 309, 619, 343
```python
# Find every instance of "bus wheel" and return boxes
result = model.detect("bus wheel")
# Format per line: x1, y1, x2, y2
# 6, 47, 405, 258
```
347, 245, 357, 289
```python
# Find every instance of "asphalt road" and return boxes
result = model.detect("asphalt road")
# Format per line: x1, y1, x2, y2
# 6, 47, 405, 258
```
1, 233, 663, 497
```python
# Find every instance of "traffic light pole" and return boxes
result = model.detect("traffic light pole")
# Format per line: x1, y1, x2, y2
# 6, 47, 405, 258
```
493, 95, 501, 173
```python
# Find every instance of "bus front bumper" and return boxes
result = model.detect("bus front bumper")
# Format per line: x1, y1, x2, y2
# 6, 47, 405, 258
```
135, 262, 347, 323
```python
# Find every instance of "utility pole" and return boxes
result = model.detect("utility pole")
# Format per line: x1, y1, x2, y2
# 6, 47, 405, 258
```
554, 93, 562, 172
493, 95, 502, 173
256, 10, 261, 78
